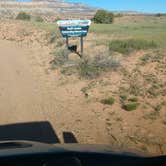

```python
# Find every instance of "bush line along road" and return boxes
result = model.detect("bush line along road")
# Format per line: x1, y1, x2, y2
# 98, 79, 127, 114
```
0, 15, 165, 155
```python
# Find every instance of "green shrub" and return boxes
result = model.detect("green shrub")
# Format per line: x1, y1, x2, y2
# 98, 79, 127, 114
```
101, 97, 115, 105
123, 103, 139, 111
16, 12, 31, 21
93, 10, 114, 24
109, 39, 157, 54
35, 16, 44, 22
104, 12, 114, 24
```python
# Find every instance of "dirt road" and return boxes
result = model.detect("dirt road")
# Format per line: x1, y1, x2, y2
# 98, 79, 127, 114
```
0, 40, 49, 123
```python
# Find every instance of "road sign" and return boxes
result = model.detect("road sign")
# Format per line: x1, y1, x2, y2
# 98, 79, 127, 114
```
57, 20, 91, 38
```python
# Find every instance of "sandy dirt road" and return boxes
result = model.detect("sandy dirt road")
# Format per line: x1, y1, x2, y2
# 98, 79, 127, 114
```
0, 40, 50, 123
0, 40, 60, 142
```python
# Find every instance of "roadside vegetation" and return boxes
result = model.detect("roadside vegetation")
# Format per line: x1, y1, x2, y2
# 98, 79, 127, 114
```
16, 12, 31, 21
120, 96, 139, 111
35, 16, 44, 22
109, 39, 157, 54
101, 97, 115, 106
93, 10, 114, 24
51, 48, 120, 79
78, 55, 120, 79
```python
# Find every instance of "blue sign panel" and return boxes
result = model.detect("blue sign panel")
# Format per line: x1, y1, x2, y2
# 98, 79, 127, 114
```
57, 20, 91, 38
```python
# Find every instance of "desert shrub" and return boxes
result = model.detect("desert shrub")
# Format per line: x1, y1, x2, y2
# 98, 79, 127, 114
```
35, 16, 44, 22
101, 97, 115, 105
93, 10, 114, 24
51, 51, 120, 79
109, 39, 157, 54
120, 94, 139, 111
50, 48, 70, 69
78, 55, 120, 79
16, 12, 31, 21
123, 103, 139, 111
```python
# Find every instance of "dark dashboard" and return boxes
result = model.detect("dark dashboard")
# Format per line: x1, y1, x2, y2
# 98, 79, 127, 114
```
0, 141, 165, 166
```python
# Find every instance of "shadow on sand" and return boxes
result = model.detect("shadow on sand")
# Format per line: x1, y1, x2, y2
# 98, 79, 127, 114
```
0, 121, 78, 144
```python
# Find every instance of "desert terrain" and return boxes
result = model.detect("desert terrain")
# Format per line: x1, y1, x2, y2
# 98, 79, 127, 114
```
0, 15, 165, 155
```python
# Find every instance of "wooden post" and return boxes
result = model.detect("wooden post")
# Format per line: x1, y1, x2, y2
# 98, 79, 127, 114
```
80, 36, 83, 57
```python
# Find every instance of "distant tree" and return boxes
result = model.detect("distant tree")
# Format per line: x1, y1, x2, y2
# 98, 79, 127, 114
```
93, 10, 114, 24
16, 12, 31, 21
155, 13, 161, 17
103, 12, 114, 24
35, 16, 44, 22
93, 10, 107, 23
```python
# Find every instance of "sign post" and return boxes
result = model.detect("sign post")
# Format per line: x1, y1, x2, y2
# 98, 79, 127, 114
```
80, 36, 83, 56
66, 36, 69, 48
57, 20, 91, 58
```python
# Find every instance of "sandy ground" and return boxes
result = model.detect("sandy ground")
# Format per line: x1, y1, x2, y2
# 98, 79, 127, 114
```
0, 20, 165, 155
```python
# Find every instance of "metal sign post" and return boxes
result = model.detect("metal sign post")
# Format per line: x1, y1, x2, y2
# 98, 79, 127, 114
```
66, 36, 69, 48
80, 36, 83, 56
57, 20, 91, 58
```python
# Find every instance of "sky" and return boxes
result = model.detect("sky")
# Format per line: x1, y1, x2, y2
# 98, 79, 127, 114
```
67, 0, 166, 13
